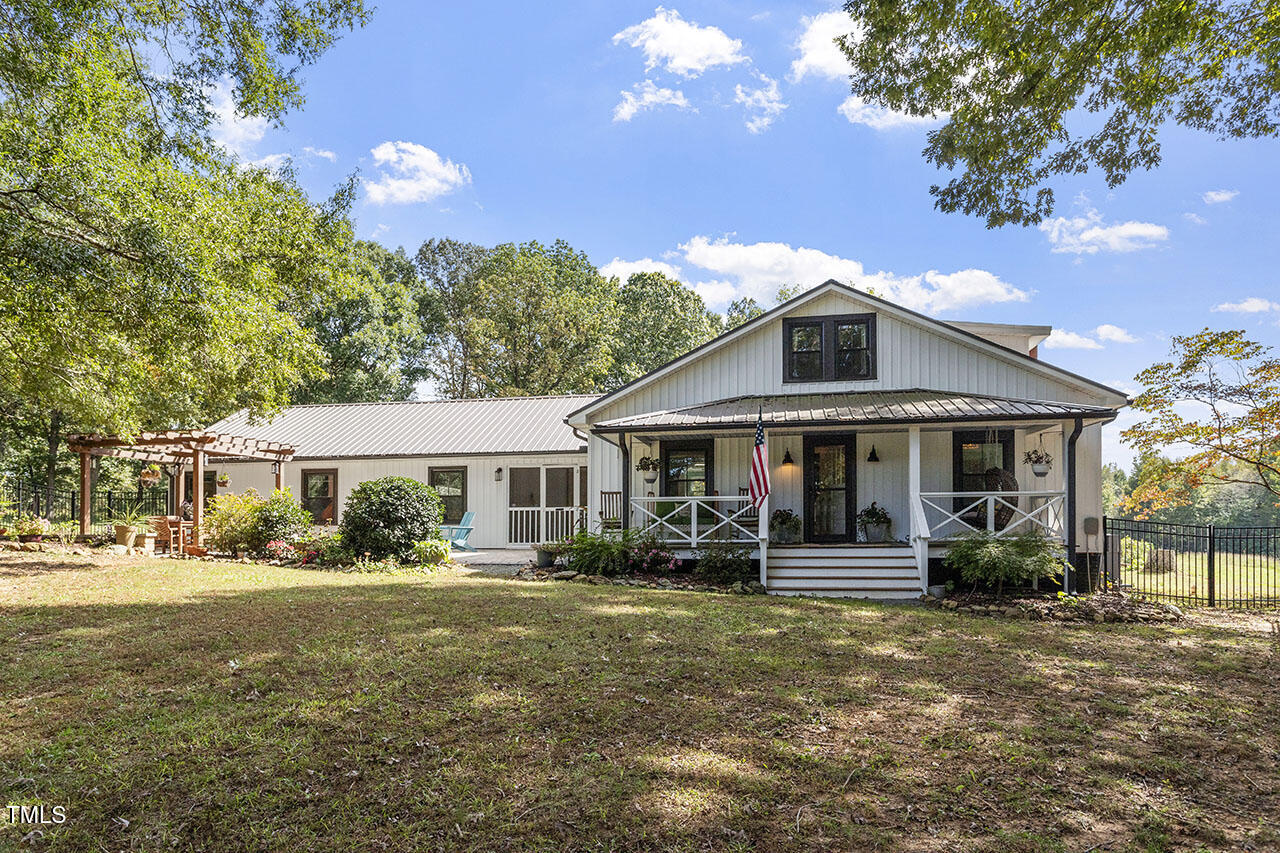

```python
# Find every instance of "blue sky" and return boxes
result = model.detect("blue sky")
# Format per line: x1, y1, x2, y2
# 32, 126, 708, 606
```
211, 2, 1280, 469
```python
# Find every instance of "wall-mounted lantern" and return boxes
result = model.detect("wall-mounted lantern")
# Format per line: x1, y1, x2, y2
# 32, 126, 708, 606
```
494, 466, 504, 482
867, 446, 880, 463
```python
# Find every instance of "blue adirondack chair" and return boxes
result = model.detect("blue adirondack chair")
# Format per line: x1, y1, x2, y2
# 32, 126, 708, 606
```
440, 511, 476, 552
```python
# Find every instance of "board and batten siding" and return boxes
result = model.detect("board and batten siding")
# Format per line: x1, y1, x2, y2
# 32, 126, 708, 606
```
585, 289, 1122, 426
200, 452, 586, 550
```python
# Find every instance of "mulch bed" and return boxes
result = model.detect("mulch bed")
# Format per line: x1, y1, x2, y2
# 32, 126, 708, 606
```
929, 589, 1186, 623
513, 564, 767, 594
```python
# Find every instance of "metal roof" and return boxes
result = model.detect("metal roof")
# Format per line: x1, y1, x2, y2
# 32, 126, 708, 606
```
593, 390, 1118, 432
209, 396, 599, 459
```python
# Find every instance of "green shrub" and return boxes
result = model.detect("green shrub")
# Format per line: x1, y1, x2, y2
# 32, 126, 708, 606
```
561, 529, 631, 576
628, 532, 680, 574
413, 539, 451, 567
943, 529, 1064, 595
339, 476, 443, 561
693, 541, 754, 584
205, 488, 312, 555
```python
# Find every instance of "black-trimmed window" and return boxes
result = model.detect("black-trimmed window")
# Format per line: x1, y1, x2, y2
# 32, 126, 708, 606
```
662, 439, 713, 497
301, 469, 337, 524
428, 467, 467, 525
783, 313, 876, 382
952, 430, 1014, 493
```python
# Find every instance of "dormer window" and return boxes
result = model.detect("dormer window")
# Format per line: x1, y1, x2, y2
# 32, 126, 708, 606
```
783, 313, 876, 382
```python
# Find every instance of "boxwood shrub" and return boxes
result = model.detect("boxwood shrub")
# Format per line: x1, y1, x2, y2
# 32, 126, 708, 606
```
339, 477, 443, 561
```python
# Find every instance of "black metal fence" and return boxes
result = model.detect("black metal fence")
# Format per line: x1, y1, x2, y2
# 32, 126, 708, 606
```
1102, 517, 1280, 609
0, 478, 170, 538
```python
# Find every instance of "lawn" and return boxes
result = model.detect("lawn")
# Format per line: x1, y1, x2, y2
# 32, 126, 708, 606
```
1, 553, 1277, 852
1118, 549, 1280, 608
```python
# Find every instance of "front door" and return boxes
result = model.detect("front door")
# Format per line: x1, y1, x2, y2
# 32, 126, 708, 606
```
803, 434, 856, 543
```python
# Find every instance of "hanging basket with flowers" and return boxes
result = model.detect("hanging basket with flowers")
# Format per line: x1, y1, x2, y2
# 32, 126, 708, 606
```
139, 464, 162, 488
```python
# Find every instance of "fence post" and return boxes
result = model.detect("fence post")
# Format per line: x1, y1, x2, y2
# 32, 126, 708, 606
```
1206, 524, 1216, 608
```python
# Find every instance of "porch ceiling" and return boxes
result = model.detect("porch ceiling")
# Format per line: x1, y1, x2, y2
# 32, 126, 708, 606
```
593, 389, 1118, 433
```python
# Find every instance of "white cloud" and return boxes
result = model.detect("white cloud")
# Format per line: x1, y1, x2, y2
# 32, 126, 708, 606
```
600, 257, 683, 281
303, 146, 338, 162
677, 235, 1028, 313
1042, 330, 1103, 350
248, 152, 289, 170
612, 7, 747, 78
208, 79, 268, 156
734, 73, 786, 133
364, 141, 471, 205
1038, 208, 1168, 254
1203, 189, 1238, 204
838, 95, 940, 130
612, 80, 693, 122
1182, 212, 1207, 225
1213, 297, 1280, 313
789, 11, 857, 82
1094, 324, 1138, 343
370, 223, 390, 239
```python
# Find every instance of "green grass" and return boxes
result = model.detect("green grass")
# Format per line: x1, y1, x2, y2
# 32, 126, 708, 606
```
1119, 548, 1280, 606
1, 552, 1277, 852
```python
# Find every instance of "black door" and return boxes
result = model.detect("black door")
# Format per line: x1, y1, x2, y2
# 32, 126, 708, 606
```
803, 434, 856, 543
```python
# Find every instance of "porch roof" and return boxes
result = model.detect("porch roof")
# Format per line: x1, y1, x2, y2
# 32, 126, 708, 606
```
592, 389, 1118, 433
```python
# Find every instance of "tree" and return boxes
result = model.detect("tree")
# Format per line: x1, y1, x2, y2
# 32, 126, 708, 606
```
414, 238, 491, 398
0, 1, 369, 438
838, 0, 1280, 227
1123, 330, 1280, 514
464, 240, 619, 396
606, 272, 721, 389
1101, 461, 1129, 517
724, 298, 765, 330
294, 242, 439, 404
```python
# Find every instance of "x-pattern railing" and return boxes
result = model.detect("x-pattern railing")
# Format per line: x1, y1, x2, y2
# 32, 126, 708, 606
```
919, 491, 1065, 540
631, 496, 757, 546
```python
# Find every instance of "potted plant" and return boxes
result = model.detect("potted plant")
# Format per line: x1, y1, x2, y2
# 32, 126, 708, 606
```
635, 456, 660, 485
534, 541, 564, 568
769, 508, 801, 544
216, 472, 231, 487
15, 515, 49, 543
111, 503, 150, 548
857, 502, 892, 543
1024, 448, 1053, 477
139, 463, 163, 488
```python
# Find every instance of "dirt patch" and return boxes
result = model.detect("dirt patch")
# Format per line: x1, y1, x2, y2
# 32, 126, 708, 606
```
931, 590, 1186, 623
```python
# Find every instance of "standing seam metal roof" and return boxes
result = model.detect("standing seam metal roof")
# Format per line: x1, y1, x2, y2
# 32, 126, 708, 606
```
592, 390, 1117, 430
208, 395, 600, 458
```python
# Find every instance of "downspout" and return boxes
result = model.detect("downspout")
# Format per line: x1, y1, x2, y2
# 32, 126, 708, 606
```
620, 432, 630, 531
1065, 416, 1084, 594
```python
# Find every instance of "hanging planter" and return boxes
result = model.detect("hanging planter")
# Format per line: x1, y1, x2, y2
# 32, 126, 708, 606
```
635, 456, 660, 485
1024, 448, 1053, 478
216, 472, 231, 487
139, 464, 162, 488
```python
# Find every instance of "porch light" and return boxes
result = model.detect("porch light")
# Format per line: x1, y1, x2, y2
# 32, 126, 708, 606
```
782, 449, 794, 465
494, 466, 503, 482
867, 445, 880, 463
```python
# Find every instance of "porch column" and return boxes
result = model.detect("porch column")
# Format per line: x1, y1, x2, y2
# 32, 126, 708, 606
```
619, 432, 630, 531
78, 451, 91, 536
908, 426, 927, 589
273, 461, 283, 492
191, 449, 204, 546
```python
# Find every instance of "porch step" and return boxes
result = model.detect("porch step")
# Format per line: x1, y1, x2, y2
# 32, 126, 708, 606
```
766, 545, 921, 598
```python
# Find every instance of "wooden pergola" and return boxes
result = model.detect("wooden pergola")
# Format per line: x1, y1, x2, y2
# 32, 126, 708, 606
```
66, 431, 296, 544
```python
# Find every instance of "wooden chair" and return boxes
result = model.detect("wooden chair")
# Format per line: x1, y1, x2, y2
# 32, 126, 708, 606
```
151, 516, 181, 555
961, 468, 1020, 531
440, 511, 476, 552
599, 491, 622, 531
738, 486, 758, 520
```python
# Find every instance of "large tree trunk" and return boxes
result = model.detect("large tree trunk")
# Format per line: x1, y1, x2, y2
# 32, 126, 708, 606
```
43, 410, 62, 517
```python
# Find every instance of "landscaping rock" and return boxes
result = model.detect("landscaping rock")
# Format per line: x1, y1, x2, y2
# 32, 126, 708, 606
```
1143, 548, 1177, 573
586, 575, 609, 585
20, 542, 42, 552
107, 544, 129, 556
746, 581, 767, 595
570, 573, 589, 583
550, 570, 577, 580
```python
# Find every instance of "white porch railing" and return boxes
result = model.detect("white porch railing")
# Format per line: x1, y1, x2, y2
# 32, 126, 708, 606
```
508, 507, 586, 546
919, 490, 1066, 540
630, 495, 760, 547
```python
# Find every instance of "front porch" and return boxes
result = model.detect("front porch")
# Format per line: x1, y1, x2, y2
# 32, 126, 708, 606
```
593, 391, 1109, 596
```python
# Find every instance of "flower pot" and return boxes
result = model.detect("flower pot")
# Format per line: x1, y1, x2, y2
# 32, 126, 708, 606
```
642, 471, 658, 485
18, 534, 43, 543
535, 548, 556, 568
114, 525, 138, 548
772, 527, 799, 545
139, 470, 162, 488
1031, 463, 1051, 477
863, 522, 890, 543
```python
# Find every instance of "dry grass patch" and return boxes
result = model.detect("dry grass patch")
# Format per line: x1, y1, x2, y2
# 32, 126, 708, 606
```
0, 551, 1276, 852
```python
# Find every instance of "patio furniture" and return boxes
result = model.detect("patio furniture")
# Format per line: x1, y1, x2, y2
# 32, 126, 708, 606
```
599, 490, 622, 531
151, 515, 188, 555
440, 511, 476, 552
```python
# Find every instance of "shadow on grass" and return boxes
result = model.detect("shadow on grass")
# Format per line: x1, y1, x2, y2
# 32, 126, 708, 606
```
1, 568, 1277, 852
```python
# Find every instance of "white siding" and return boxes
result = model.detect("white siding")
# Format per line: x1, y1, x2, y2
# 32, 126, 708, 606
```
201, 453, 586, 549
585, 289, 1122, 425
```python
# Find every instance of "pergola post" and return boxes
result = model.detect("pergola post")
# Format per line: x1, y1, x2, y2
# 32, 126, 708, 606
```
274, 461, 283, 492
78, 451, 91, 536
176, 466, 186, 517
191, 449, 204, 547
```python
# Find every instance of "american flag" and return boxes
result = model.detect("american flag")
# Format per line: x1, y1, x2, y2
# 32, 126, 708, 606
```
748, 406, 771, 509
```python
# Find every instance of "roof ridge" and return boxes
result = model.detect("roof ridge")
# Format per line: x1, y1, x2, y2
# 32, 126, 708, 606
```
271, 394, 602, 410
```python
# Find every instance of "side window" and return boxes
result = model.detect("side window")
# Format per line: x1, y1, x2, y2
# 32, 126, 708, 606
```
834, 320, 872, 379
301, 470, 337, 524
429, 467, 467, 525
786, 322, 824, 381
